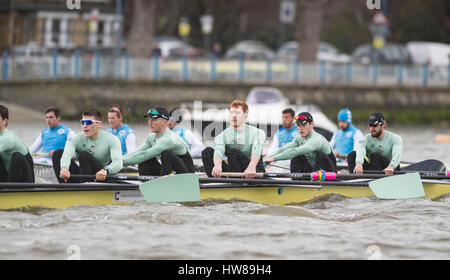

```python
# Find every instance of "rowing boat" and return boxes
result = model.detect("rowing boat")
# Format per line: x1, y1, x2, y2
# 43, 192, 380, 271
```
0, 178, 449, 210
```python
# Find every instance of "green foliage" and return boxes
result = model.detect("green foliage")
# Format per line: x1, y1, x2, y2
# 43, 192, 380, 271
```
148, 0, 449, 53
321, 11, 372, 54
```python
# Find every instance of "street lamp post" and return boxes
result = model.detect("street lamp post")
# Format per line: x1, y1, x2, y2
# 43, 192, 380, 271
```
370, 11, 389, 64
200, 14, 213, 51
115, 0, 123, 78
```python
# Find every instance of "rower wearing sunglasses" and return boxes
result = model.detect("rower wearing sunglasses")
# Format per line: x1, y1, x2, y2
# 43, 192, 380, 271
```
263, 112, 337, 173
122, 107, 194, 176
52, 108, 123, 183
347, 112, 403, 175
106, 106, 136, 155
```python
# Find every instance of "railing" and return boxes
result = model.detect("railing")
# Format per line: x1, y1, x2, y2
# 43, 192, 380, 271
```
1, 50, 449, 87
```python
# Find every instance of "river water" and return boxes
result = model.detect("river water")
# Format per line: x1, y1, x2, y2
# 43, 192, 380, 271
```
0, 122, 449, 260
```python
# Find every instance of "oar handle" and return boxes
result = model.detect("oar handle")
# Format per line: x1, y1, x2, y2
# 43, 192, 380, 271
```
68, 174, 159, 181
33, 153, 50, 157
220, 172, 332, 180
221, 172, 265, 178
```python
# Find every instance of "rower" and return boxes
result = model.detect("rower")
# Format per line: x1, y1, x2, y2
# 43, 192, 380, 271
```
347, 112, 403, 175
202, 100, 266, 179
123, 107, 194, 176
267, 108, 298, 156
263, 112, 337, 173
168, 108, 205, 158
106, 106, 136, 155
329, 108, 363, 160
52, 108, 123, 183
0, 104, 35, 182
29, 106, 76, 164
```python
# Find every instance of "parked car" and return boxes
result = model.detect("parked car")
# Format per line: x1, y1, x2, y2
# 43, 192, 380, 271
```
277, 41, 351, 63
168, 46, 208, 58
225, 40, 276, 60
406, 41, 450, 66
154, 36, 206, 58
318, 42, 352, 63
9, 42, 49, 63
352, 43, 412, 65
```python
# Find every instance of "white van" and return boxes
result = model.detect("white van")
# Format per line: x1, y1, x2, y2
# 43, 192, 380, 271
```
407, 41, 450, 66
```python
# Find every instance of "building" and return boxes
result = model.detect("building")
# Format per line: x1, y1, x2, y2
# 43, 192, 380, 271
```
0, 0, 122, 53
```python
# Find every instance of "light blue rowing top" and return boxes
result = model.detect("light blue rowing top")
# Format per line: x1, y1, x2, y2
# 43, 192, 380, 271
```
41, 123, 73, 154
276, 125, 299, 147
106, 124, 135, 155
332, 125, 361, 155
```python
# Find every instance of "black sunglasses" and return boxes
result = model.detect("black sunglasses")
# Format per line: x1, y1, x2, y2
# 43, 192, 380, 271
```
368, 123, 380, 128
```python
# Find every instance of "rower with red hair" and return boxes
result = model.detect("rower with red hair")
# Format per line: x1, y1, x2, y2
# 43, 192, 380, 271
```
202, 100, 266, 179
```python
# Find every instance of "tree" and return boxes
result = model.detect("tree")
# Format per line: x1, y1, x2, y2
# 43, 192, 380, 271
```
295, 0, 328, 62
426, 0, 450, 39
128, 0, 157, 57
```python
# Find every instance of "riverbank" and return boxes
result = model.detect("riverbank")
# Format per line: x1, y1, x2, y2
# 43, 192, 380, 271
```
1, 79, 449, 126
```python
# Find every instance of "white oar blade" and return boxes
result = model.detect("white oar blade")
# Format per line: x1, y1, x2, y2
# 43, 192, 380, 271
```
139, 173, 200, 203
369, 172, 425, 199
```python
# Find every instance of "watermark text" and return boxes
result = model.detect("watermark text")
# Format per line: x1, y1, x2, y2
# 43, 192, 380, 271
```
366, 0, 381, 10
67, 0, 81, 10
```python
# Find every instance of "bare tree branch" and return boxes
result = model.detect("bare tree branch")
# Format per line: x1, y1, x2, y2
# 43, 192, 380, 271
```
295, 0, 327, 62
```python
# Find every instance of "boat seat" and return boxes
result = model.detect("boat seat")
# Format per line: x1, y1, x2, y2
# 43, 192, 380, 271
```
402, 159, 447, 172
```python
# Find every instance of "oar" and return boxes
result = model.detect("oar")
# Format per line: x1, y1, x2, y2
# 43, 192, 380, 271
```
69, 173, 208, 182
70, 174, 160, 181
66, 173, 201, 203
0, 182, 139, 191
222, 172, 427, 199
220, 171, 450, 181
139, 173, 201, 203
66, 173, 373, 188
33, 153, 50, 157
71, 173, 368, 186
400, 159, 446, 172
197, 177, 370, 187
435, 134, 450, 143
364, 170, 449, 176
368, 172, 425, 199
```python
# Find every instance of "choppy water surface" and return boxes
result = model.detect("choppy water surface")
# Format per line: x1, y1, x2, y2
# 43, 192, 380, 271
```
0, 122, 449, 260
